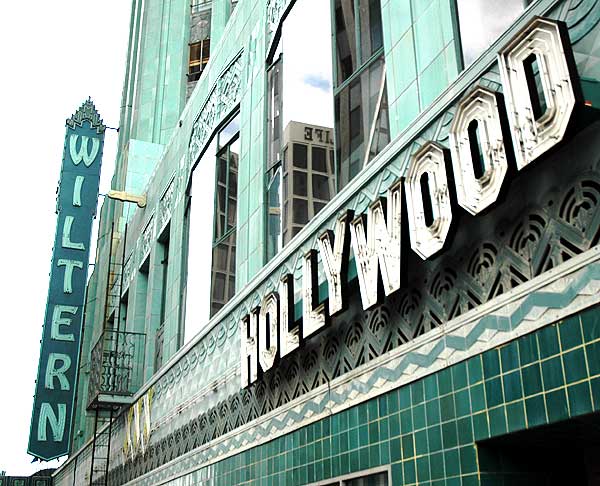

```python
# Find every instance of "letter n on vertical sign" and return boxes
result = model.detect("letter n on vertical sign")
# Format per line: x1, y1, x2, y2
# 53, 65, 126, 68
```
28, 100, 105, 461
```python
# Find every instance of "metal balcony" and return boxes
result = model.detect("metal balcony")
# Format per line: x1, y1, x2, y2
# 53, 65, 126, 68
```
87, 330, 146, 410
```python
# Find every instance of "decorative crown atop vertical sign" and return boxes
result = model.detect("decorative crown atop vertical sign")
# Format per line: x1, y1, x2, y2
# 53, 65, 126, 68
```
65, 98, 106, 134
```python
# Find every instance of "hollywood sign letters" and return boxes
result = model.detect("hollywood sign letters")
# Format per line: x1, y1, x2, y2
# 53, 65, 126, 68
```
29, 101, 105, 461
240, 18, 580, 387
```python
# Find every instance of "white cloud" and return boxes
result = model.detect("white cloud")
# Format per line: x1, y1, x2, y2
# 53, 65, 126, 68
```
280, 0, 335, 128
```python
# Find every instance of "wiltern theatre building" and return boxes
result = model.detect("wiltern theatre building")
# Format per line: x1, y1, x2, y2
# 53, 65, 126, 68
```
42, 0, 600, 484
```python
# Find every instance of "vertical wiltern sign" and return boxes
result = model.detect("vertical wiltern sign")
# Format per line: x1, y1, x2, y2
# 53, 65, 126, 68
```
29, 99, 105, 461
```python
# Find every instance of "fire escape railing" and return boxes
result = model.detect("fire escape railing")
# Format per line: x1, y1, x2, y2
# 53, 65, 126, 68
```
87, 329, 146, 409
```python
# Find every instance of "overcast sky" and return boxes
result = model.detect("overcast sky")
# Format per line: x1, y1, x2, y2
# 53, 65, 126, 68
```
0, 1, 130, 475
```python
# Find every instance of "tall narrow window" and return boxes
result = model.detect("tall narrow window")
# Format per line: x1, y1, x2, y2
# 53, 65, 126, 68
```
334, 0, 390, 189
210, 114, 240, 316
457, 0, 532, 66
135, 257, 150, 336
185, 139, 217, 342
189, 39, 211, 82
119, 291, 128, 332
158, 228, 170, 326
265, 0, 336, 259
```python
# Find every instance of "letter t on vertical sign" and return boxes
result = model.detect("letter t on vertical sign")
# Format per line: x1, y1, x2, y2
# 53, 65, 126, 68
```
29, 100, 105, 461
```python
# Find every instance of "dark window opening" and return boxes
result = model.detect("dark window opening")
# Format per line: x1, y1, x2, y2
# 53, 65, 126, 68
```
293, 143, 308, 169
158, 228, 170, 326
477, 413, 600, 486
293, 171, 308, 197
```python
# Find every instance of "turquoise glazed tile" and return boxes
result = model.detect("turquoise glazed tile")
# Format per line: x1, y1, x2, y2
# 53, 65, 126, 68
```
545, 389, 569, 422
567, 382, 593, 416
559, 316, 583, 350
506, 401, 526, 432
563, 348, 587, 383
541, 357, 565, 391
582, 306, 600, 342
525, 395, 547, 427
538, 325, 560, 359
392, 81, 420, 133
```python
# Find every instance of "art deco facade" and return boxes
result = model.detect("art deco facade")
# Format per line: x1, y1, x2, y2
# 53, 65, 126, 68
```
49, 0, 600, 484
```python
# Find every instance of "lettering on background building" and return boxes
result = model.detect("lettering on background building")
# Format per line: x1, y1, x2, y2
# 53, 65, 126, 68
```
304, 126, 334, 145
240, 18, 580, 387
29, 100, 105, 461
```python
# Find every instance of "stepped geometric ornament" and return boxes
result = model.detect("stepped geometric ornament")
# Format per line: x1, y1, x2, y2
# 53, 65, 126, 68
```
449, 86, 508, 215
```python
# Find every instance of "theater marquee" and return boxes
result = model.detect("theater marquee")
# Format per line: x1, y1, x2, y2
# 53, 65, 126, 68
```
29, 100, 105, 461
240, 18, 581, 387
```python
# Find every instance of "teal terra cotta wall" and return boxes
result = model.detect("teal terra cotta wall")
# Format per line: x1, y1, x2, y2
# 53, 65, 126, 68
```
161, 305, 600, 486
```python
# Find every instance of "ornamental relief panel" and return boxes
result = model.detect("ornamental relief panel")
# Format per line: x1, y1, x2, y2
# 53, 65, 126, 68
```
158, 177, 175, 232
188, 52, 244, 165
140, 216, 155, 262
266, 0, 288, 45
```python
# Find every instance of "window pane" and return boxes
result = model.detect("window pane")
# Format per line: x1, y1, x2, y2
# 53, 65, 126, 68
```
266, 168, 282, 260
312, 174, 330, 200
312, 146, 327, 172
218, 113, 241, 149
314, 201, 326, 216
293, 143, 308, 168
293, 171, 308, 196
457, 0, 525, 66
189, 42, 201, 63
266, 0, 335, 256
213, 272, 226, 301
359, 0, 383, 61
293, 199, 308, 224
211, 114, 239, 316
215, 156, 227, 240
336, 55, 388, 188
210, 232, 236, 316
227, 196, 237, 229
277, 0, 334, 130
335, 0, 357, 82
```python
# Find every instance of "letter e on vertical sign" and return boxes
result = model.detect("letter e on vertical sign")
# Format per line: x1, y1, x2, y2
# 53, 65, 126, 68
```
29, 100, 105, 461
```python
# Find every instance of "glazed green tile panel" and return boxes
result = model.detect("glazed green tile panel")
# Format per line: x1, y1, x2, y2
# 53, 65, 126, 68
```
157, 306, 600, 486
391, 29, 417, 99
419, 45, 459, 108
211, 0, 230, 50
414, 0, 448, 71
389, 0, 412, 47
390, 80, 420, 133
